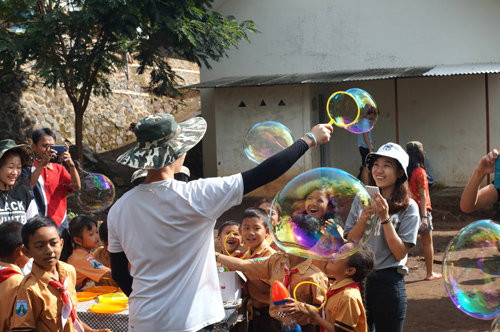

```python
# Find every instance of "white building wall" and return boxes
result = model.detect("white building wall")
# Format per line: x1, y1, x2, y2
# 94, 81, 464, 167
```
203, 85, 319, 197
203, 0, 500, 81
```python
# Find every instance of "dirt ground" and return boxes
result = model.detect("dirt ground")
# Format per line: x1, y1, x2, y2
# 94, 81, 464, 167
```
216, 187, 496, 332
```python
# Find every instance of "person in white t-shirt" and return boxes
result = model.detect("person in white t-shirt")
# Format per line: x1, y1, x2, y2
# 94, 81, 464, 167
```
107, 113, 332, 332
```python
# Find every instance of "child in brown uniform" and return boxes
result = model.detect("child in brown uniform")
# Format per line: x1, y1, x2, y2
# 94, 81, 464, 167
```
217, 248, 327, 332
0, 221, 30, 332
10, 216, 109, 332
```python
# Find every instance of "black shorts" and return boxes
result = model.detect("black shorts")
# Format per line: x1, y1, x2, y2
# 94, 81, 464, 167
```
359, 146, 370, 166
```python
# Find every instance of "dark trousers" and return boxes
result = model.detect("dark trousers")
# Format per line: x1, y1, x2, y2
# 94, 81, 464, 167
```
366, 268, 407, 332
249, 307, 281, 332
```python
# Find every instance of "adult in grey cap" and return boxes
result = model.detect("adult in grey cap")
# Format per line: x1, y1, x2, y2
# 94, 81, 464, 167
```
345, 142, 419, 332
0, 139, 38, 224
107, 113, 332, 332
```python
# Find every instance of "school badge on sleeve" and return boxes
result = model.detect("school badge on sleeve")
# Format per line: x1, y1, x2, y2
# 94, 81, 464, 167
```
15, 300, 28, 317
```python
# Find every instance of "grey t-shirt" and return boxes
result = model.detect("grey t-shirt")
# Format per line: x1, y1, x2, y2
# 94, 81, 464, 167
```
345, 196, 420, 272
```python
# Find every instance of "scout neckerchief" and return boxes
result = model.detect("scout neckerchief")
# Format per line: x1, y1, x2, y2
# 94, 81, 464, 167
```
0, 265, 21, 283
283, 264, 299, 290
48, 277, 84, 332
319, 281, 360, 332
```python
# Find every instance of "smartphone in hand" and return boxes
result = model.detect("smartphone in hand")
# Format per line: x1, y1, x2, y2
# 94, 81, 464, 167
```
51, 145, 67, 162
495, 158, 500, 189
365, 185, 380, 197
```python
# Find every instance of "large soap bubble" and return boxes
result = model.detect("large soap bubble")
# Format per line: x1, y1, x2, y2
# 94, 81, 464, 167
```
443, 219, 500, 320
77, 173, 116, 213
244, 121, 294, 164
326, 88, 378, 134
270, 168, 376, 260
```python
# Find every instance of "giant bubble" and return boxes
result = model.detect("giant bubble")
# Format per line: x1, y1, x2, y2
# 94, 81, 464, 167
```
326, 88, 378, 134
77, 173, 116, 213
443, 219, 500, 320
270, 168, 376, 260
244, 121, 294, 164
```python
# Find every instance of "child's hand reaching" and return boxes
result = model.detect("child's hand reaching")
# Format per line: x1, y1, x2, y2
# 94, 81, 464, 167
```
304, 304, 321, 322
280, 298, 303, 317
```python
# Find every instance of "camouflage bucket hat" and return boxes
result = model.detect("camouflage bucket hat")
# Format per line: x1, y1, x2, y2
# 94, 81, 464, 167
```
0, 139, 34, 167
116, 114, 207, 169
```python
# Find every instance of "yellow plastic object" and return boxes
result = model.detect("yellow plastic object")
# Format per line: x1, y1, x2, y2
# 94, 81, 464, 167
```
89, 302, 127, 314
98, 292, 128, 304
76, 292, 99, 302
292, 281, 327, 311
326, 91, 360, 127
84, 286, 118, 295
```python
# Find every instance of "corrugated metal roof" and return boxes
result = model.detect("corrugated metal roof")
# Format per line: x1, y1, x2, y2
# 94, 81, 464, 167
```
184, 63, 500, 89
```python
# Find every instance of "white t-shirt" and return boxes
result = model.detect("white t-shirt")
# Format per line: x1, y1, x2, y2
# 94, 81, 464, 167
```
107, 174, 244, 332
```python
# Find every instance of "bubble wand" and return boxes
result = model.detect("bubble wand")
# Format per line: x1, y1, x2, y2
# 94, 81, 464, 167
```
326, 91, 360, 127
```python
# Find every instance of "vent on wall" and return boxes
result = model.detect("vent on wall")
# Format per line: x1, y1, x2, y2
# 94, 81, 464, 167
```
238, 101, 246, 107
278, 99, 286, 106
260, 100, 266, 106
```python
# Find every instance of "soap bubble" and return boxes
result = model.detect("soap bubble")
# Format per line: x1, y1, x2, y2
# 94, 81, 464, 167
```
327, 88, 378, 134
492, 315, 500, 332
443, 219, 500, 320
77, 173, 116, 213
270, 168, 376, 260
244, 121, 294, 164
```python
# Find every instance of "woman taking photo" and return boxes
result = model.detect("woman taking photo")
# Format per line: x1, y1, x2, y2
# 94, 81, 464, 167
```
345, 143, 420, 332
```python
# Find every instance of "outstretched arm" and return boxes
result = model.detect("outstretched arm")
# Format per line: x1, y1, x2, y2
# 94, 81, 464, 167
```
461, 149, 499, 213
242, 124, 333, 195
216, 253, 248, 272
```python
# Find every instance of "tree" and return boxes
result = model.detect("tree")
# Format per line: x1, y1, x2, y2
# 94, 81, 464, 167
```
0, 0, 257, 162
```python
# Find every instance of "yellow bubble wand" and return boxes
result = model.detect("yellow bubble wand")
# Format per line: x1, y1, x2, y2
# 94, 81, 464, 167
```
293, 281, 327, 311
326, 91, 360, 127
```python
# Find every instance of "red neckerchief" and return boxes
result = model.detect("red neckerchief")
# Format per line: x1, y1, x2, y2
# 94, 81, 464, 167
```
0, 266, 21, 283
283, 265, 299, 290
48, 277, 84, 332
320, 282, 360, 332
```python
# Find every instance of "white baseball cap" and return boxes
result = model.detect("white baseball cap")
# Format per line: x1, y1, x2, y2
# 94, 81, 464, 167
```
365, 142, 409, 179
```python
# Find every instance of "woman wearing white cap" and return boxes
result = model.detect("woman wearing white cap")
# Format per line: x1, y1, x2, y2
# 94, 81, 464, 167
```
345, 142, 420, 332
0, 139, 38, 225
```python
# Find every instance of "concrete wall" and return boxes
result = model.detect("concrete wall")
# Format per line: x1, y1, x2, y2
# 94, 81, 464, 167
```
203, 73, 500, 191
203, 0, 500, 80
202, 84, 319, 197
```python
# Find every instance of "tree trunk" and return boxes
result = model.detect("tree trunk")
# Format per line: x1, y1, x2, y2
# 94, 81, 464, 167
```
74, 108, 84, 165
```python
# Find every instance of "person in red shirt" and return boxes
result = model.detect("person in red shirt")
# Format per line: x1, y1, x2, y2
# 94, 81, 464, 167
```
30, 128, 81, 233
406, 141, 442, 281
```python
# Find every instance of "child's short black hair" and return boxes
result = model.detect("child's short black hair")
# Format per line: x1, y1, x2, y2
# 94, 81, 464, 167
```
31, 128, 56, 144
60, 215, 98, 262
348, 245, 375, 282
99, 220, 108, 244
241, 207, 269, 227
0, 221, 24, 258
22, 216, 58, 248
217, 220, 240, 236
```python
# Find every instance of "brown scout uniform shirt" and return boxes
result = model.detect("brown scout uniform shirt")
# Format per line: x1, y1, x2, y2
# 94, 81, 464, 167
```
242, 241, 276, 308
10, 261, 83, 332
0, 262, 24, 331
68, 247, 111, 289
243, 252, 328, 325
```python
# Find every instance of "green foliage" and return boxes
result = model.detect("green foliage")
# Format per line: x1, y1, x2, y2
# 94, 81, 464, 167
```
1, 0, 256, 98
0, 0, 257, 160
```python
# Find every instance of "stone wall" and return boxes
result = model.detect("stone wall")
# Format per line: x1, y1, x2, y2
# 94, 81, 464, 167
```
0, 58, 200, 152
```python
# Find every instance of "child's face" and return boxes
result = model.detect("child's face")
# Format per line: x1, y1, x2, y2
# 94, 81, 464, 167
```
305, 190, 329, 219
77, 223, 100, 250
371, 156, 403, 190
258, 202, 279, 227
25, 226, 62, 271
326, 243, 355, 280
218, 225, 241, 254
240, 217, 268, 251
